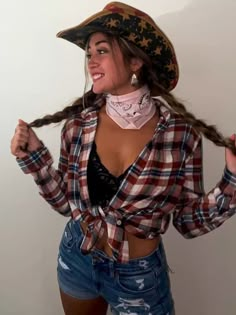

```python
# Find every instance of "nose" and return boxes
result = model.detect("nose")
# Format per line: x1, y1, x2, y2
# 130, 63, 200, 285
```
87, 55, 99, 69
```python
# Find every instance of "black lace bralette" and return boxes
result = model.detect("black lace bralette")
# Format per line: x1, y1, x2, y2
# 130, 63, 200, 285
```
87, 142, 130, 208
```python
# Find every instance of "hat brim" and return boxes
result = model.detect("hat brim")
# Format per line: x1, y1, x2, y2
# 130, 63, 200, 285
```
57, 5, 179, 91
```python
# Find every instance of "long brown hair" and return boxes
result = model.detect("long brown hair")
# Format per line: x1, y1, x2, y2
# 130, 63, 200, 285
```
29, 32, 236, 154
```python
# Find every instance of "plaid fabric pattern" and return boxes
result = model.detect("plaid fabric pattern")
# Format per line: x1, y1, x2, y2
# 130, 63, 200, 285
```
17, 99, 236, 262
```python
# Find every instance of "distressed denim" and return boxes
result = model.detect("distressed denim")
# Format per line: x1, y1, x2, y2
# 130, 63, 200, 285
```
57, 219, 175, 315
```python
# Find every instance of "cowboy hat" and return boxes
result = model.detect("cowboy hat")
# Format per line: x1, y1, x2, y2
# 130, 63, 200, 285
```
57, 2, 179, 91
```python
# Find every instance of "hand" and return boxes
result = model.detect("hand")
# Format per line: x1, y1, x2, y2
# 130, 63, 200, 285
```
225, 134, 236, 175
11, 119, 43, 159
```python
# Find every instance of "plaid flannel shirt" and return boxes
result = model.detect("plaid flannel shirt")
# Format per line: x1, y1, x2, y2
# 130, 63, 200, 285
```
17, 99, 236, 262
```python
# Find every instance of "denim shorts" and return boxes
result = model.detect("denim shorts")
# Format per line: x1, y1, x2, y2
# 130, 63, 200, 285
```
57, 219, 175, 315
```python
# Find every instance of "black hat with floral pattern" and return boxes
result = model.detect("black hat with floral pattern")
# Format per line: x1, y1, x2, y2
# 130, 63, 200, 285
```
57, 1, 179, 91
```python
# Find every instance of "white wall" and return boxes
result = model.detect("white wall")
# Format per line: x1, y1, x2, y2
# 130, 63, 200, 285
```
1, 0, 236, 314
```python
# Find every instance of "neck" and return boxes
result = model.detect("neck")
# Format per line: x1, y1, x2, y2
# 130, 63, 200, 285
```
107, 85, 149, 102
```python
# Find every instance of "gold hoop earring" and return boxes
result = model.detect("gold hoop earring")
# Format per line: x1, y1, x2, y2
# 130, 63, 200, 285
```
131, 73, 139, 86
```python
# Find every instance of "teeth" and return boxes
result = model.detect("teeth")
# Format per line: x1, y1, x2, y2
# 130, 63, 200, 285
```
93, 73, 104, 80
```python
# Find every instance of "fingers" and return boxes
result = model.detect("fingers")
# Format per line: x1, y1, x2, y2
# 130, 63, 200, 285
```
229, 134, 236, 152
11, 119, 30, 158
18, 119, 28, 127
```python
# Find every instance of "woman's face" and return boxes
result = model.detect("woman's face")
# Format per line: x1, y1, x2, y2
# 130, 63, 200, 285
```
86, 32, 141, 95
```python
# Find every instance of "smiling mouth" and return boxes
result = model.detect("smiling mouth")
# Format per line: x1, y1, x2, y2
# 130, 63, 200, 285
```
92, 73, 104, 81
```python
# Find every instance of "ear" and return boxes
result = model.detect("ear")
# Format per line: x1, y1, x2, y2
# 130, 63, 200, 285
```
130, 57, 144, 72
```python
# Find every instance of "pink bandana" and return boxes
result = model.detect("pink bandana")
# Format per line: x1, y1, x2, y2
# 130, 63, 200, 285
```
105, 85, 156, 129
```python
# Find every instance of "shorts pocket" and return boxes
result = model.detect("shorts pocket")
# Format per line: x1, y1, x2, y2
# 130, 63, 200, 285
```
64, 221, 76, 248
116, 267, 158, 294
60, 220, 79, 250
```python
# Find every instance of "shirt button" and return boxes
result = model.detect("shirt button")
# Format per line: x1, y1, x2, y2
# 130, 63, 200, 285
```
117, 219, 122, 226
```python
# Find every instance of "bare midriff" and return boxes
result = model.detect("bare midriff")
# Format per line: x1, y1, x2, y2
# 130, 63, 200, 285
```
80, 221, 161, 259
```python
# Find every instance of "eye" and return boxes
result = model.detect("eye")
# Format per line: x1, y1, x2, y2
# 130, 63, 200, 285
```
97, 49, 107, 54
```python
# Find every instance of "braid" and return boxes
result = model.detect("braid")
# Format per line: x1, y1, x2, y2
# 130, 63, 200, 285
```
158, 87, 236, 155
142, 66, 236, 155
28, 89, 99, 128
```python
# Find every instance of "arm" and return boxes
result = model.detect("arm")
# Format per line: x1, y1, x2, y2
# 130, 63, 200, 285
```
17, 120, 74, 216
173, 133, 236, 238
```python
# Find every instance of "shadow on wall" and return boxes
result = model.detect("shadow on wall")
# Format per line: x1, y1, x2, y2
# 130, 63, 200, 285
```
158, 0, 236, 197
157, 0, 236, 121
155, 1, 236, 315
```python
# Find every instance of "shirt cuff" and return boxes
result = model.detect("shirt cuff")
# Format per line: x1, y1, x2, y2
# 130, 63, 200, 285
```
223, 167, 236, 186
16, 146, 53, 174
218, 167, 236, 197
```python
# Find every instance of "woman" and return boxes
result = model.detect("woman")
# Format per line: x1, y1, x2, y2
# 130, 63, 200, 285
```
10, 2, 236, 315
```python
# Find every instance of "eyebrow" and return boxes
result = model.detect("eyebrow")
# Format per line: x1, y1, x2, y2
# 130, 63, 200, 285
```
87, 40, 109, 50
